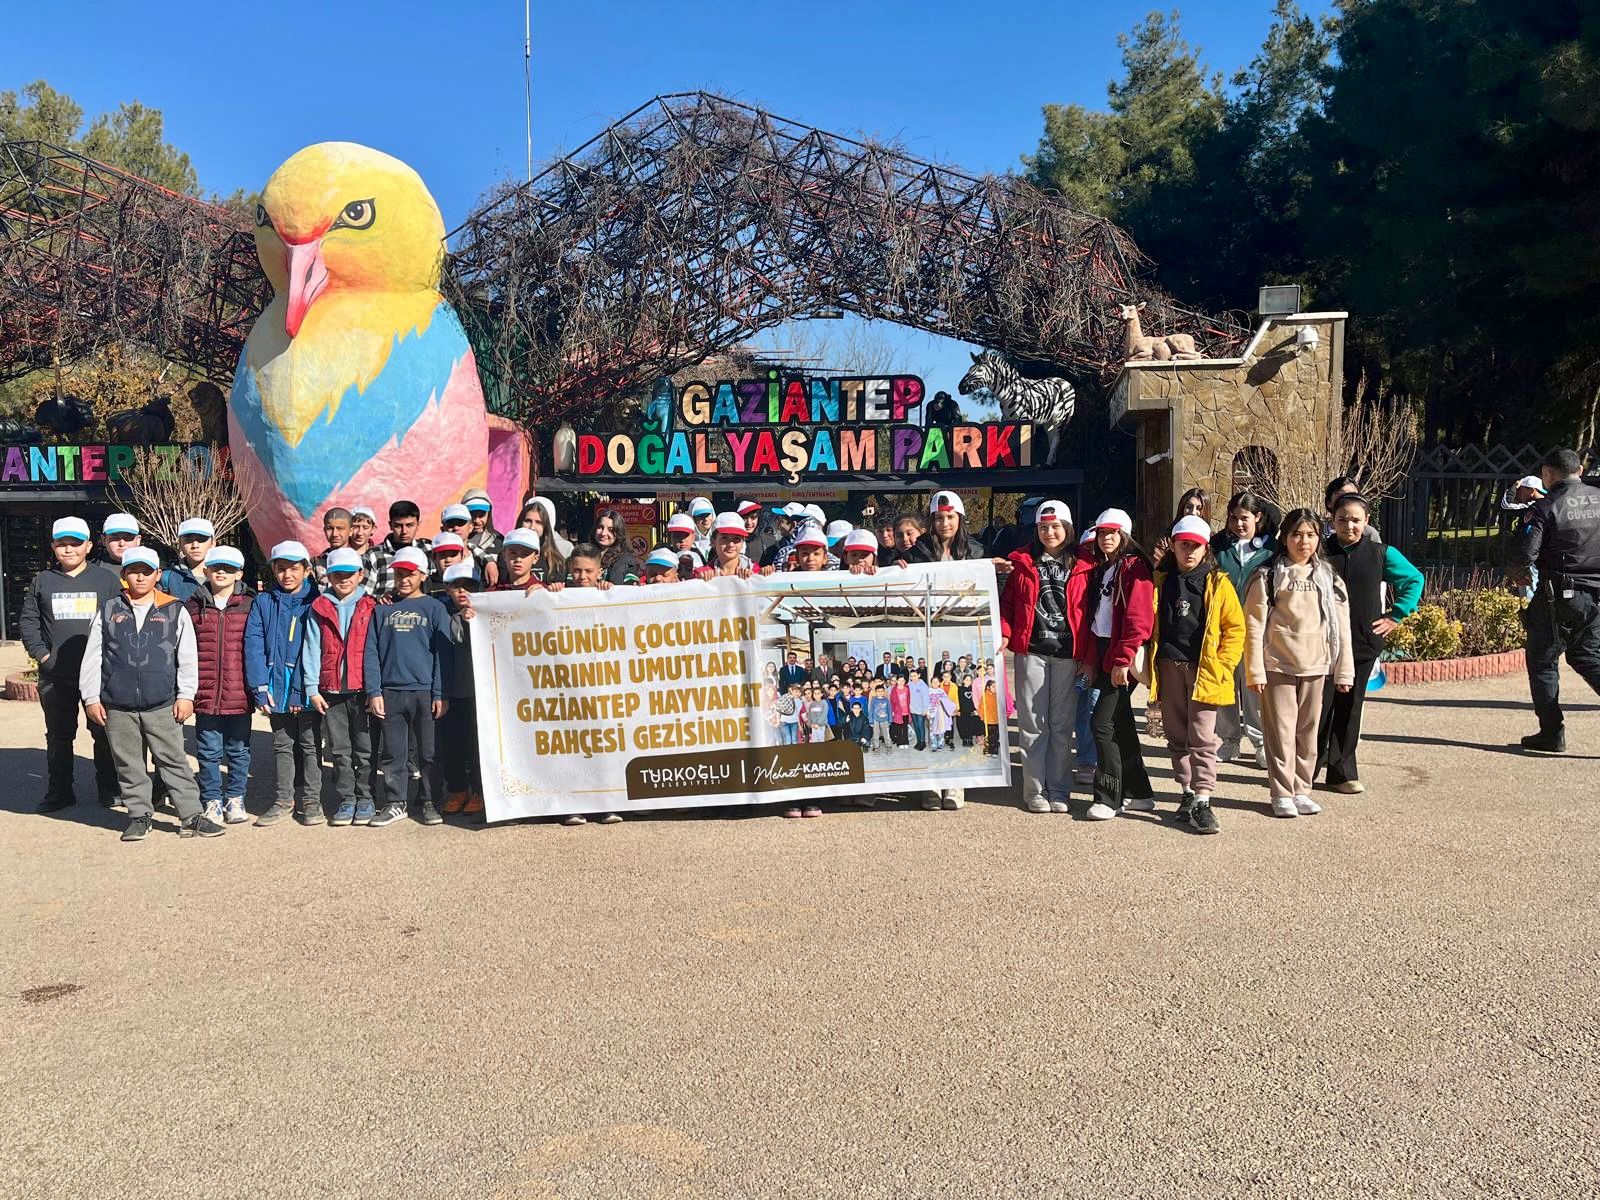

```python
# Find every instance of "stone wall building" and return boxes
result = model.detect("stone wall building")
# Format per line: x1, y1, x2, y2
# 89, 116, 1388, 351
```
1109, 312, 1347, 535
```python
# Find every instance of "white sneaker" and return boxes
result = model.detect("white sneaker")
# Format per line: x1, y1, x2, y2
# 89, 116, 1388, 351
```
1048, 800, 1071, 814
1255, 745, 1268, 769
940, 788, 964, 810
1217, 740, 1239, 763
1125, 797, 1156, 812
203, 800, 223, 825
1294, 794, 1322, 815
1085, 802, 1118, 821
1023, 795, 1050, 814
223, 798, 248, 824
1271, 797, 1298, 818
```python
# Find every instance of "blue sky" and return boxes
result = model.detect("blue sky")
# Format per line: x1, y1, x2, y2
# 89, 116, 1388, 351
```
4, 0, 1326, 407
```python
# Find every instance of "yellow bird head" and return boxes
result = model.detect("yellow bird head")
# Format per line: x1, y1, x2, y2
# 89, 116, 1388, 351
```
254, 142, 447, 338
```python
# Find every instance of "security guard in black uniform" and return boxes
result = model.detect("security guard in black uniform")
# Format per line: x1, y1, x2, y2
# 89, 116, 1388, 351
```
1508, 448, 1600, 752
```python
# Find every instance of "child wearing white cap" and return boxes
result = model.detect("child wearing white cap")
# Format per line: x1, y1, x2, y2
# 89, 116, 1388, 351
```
907, 491, 986, 562
1147, 516, 1246, 833
1083, 509, 1158, 820
437, 562, 486, 819
695, 513, 755, 579
366, 546, 453, 828
99, 512, 141, 568
302, 547, 380, 826
80, 548, 220, 841
184, 546, 255, 824
688, 497, 715, 557
999, 500, 1090, 813
21, 517, 125, 812
244, 540, 322, 827
158, 516, 216, 602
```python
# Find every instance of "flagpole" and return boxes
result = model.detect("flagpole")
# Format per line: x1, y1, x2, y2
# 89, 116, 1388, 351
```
523, 0, 533, 182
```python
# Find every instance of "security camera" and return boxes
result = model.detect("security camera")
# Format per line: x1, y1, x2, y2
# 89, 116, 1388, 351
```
1294, 326, 1319, 353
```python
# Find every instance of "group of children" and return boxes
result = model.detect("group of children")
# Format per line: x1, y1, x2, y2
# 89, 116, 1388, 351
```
764, 655, 1002, 756
25, 477, 1423, 840
999, 481, 1423, 833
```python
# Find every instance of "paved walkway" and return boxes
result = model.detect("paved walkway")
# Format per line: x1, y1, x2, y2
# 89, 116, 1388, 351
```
1, 647, 1596, 1199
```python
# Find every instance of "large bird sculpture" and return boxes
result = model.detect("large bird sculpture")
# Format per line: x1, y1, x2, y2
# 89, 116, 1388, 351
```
228, 142, 489, 549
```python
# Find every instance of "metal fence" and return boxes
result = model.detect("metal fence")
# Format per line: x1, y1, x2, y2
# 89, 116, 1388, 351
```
1378, 444, 1597, 580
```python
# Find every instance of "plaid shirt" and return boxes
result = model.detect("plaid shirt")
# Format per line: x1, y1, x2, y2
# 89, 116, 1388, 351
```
361, 535, 432, 597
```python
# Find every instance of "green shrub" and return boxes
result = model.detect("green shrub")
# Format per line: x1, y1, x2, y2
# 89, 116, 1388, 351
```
1433, 588, 1527, 656
1386, 604, 1463, 661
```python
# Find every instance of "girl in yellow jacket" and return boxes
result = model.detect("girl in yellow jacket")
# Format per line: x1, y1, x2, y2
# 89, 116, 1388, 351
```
1148, 516, 1246, 834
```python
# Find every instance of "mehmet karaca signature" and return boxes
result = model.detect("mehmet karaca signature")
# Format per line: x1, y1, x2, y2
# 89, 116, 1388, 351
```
752, 754, 854, 788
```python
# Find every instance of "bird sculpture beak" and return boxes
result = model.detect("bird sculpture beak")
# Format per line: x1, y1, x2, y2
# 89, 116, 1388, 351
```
283, 237, 330, 338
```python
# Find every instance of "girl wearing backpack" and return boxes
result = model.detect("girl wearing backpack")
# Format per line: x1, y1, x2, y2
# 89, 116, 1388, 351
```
1147, 516, 1246, 834
1244, 509, 1354, 818
1214, 492, 1277, 767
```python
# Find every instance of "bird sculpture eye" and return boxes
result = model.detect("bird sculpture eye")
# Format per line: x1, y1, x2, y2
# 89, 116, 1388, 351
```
332, 199, 376, 230
255, 203, 271, 228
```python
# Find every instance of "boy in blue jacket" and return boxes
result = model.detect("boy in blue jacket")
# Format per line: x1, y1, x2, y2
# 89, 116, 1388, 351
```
365, 547, 451, 828
244, 540, 320, 827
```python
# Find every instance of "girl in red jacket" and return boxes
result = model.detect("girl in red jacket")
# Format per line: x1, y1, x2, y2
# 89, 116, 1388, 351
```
1084, 509, 1157, 820
183, 546, 255, 825
1000, 501, 1093, 813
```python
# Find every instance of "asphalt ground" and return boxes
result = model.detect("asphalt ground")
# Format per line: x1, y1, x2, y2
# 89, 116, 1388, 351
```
2, 653, 1597, 1199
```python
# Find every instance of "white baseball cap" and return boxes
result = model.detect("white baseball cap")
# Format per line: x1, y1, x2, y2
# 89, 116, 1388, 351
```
645, 547, 679, 569
793, 523, 828, 549
1171, 515, 1211, 544
1035, 501, 1072, 525
103, 512, 139, 537
463, 489, 493, 513
392, 547, 429, 572
441, 561, 479, 585
350, 506, 376, 522
178, 517, 215, 540
440, 503, 471, 525
737, 500, 763, 517
205, 545, 245, 570
269, 540, 310, 563
1515, 475, 1545, 492
430, 532, 466, 553
713, 512, 746, 536
120, 547, 160, 572
1094, 508, 1133, 534
324, 547, 361, 574
689, 496, 715, 517
771, 501, 808, 518
929, 491, 965, 516
801, 503, 827, 526
503, 528, 540, 552
825, 519, 853, 546
51, 517, 90, 542
666, 513, 697, 535
842, 528, 879, 554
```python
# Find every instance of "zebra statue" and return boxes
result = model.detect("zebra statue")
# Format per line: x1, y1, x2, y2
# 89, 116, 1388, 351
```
957, 349, 1077, 466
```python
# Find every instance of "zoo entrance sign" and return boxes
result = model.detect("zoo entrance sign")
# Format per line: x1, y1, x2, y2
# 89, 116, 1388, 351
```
573, 372, 1040, 479
0, 443, 225, 489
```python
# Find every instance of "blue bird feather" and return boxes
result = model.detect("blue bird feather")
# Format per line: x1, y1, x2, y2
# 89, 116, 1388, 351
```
231, 305, 468, 517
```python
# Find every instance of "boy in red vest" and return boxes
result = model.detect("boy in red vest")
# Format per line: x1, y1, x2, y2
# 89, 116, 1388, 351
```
183, 545, 255, 825
301, 547, 379, 826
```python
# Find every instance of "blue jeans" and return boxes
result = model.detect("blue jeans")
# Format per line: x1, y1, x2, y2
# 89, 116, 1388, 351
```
194, 713, 252, 803
779, 721, 799, 745
1074, 676, 1100, 769
910, 713, 928, 749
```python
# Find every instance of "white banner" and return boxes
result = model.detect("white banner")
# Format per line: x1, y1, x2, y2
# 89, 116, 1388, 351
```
469, 562, 1010, 820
